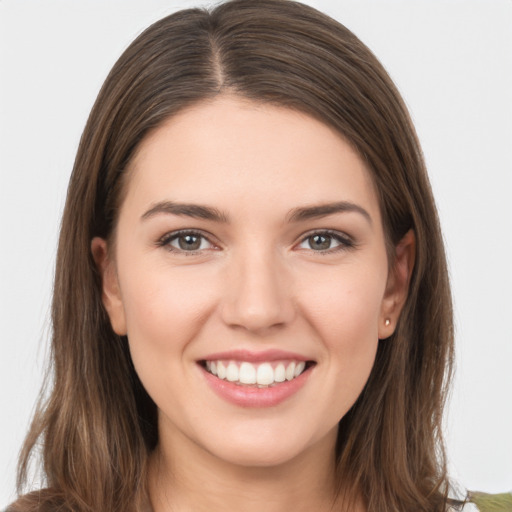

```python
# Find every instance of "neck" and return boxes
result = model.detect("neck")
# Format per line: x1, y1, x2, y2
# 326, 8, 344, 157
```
148, 426, 362, 512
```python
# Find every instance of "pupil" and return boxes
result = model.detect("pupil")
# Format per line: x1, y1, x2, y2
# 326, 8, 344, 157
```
310, 234, 331, 250
179, 234, 201, 250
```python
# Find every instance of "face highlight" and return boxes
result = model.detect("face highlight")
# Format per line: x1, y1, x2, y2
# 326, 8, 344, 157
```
93, 96, 411, 471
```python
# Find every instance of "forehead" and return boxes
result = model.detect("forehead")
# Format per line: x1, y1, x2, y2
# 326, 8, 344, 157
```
124, 96, 381, 223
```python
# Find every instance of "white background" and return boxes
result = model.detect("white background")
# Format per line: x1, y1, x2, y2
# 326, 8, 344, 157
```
1, 0, 511, 507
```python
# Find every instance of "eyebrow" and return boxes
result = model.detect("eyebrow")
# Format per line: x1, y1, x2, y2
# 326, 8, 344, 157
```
141, 200, 371, 225
141, 201, 229, 223
286, 201, 372, 224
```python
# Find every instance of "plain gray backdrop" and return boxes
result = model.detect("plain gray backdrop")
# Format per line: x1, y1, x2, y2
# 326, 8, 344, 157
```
1, 0, 511, 506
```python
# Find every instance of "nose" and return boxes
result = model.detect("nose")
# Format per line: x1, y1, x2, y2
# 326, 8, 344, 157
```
220, 245, 296, 334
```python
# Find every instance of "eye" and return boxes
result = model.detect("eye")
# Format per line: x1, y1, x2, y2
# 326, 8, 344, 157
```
158, 230, 216, 253
297, 231, 354, 252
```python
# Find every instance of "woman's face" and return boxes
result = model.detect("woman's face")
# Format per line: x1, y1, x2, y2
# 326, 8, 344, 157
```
94, 96, 410, 470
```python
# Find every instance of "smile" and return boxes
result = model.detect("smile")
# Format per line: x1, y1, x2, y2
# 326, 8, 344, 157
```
204, 360, 308, 387
199, 350, 315, 407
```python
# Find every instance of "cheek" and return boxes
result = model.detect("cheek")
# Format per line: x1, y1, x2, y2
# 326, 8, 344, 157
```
117, 258, 218, 358
299, 261, 387, 337
117, 260, 221, 412
297, 262, 385, 394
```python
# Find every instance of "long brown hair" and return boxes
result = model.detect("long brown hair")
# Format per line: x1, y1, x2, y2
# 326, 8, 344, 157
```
11, 1, 454, 511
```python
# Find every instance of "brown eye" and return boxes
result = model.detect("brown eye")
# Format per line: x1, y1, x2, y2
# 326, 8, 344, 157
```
159, 231, 215, 253
177, 234, 202, 251
297, 231, 354, 253
308, 234, 333, 251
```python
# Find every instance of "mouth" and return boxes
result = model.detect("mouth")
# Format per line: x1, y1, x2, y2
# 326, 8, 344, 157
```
199, 359, 315, 388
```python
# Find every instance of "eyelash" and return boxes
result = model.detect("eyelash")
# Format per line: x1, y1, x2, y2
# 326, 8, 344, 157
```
297, 229, 356, 254
156, 229, 356, 255
157, 229, 218, 255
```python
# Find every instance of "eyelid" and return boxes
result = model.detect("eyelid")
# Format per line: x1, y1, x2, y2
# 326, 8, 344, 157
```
295, 229, 356, 253
157, 229, 220, 254
155, 228, 355, 255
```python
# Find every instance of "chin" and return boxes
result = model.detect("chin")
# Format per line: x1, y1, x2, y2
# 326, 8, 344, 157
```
209, 444, 307, 469
200, 422, 337, 470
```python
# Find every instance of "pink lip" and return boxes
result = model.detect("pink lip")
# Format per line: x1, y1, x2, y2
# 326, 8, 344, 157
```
201, 349, 310, 363
199, 362, 313, 408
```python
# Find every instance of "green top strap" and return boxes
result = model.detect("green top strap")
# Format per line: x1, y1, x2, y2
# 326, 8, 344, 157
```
468, 491, 512, 511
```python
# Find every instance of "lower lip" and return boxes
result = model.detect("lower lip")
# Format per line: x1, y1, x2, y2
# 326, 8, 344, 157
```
200, 364, 313, 408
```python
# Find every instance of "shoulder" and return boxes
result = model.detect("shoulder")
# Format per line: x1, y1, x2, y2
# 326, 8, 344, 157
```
447, 491, 512, 512
3, 491, 66, 512
447, 503, 479, 512
466, 491, 512, 512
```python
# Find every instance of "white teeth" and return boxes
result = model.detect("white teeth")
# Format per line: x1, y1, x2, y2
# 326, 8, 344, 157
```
226, 362, 239, 382
274, 363, 286, 383
217, 361, 226, 379
294, 361, 306, 377
205, 359, 308, 386
239, 362, 256, 384
285, 362, 296, 381
256, 363, 274, 386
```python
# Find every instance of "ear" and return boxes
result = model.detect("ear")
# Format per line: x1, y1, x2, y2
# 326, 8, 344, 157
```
378, 229, 416, 340
91, 237, 127, 336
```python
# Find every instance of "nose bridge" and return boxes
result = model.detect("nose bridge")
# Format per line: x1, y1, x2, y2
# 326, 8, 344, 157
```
221, 240, 294, 333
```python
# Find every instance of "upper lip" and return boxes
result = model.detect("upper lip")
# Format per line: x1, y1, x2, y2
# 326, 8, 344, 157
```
200, 349, 312, 363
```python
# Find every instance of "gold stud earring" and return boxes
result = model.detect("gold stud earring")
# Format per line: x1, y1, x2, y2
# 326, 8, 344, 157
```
385, 318, 391, 327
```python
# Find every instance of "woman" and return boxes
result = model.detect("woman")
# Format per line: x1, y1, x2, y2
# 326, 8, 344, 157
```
4, 1, 507, 511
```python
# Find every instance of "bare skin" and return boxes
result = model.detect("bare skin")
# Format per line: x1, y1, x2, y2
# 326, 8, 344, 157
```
148, 426, 351, 512
92, 96, 414, 512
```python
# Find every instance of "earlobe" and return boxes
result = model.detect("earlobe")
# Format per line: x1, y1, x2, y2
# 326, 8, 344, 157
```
91, 237, 127, 336
378, 229, 416, 339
